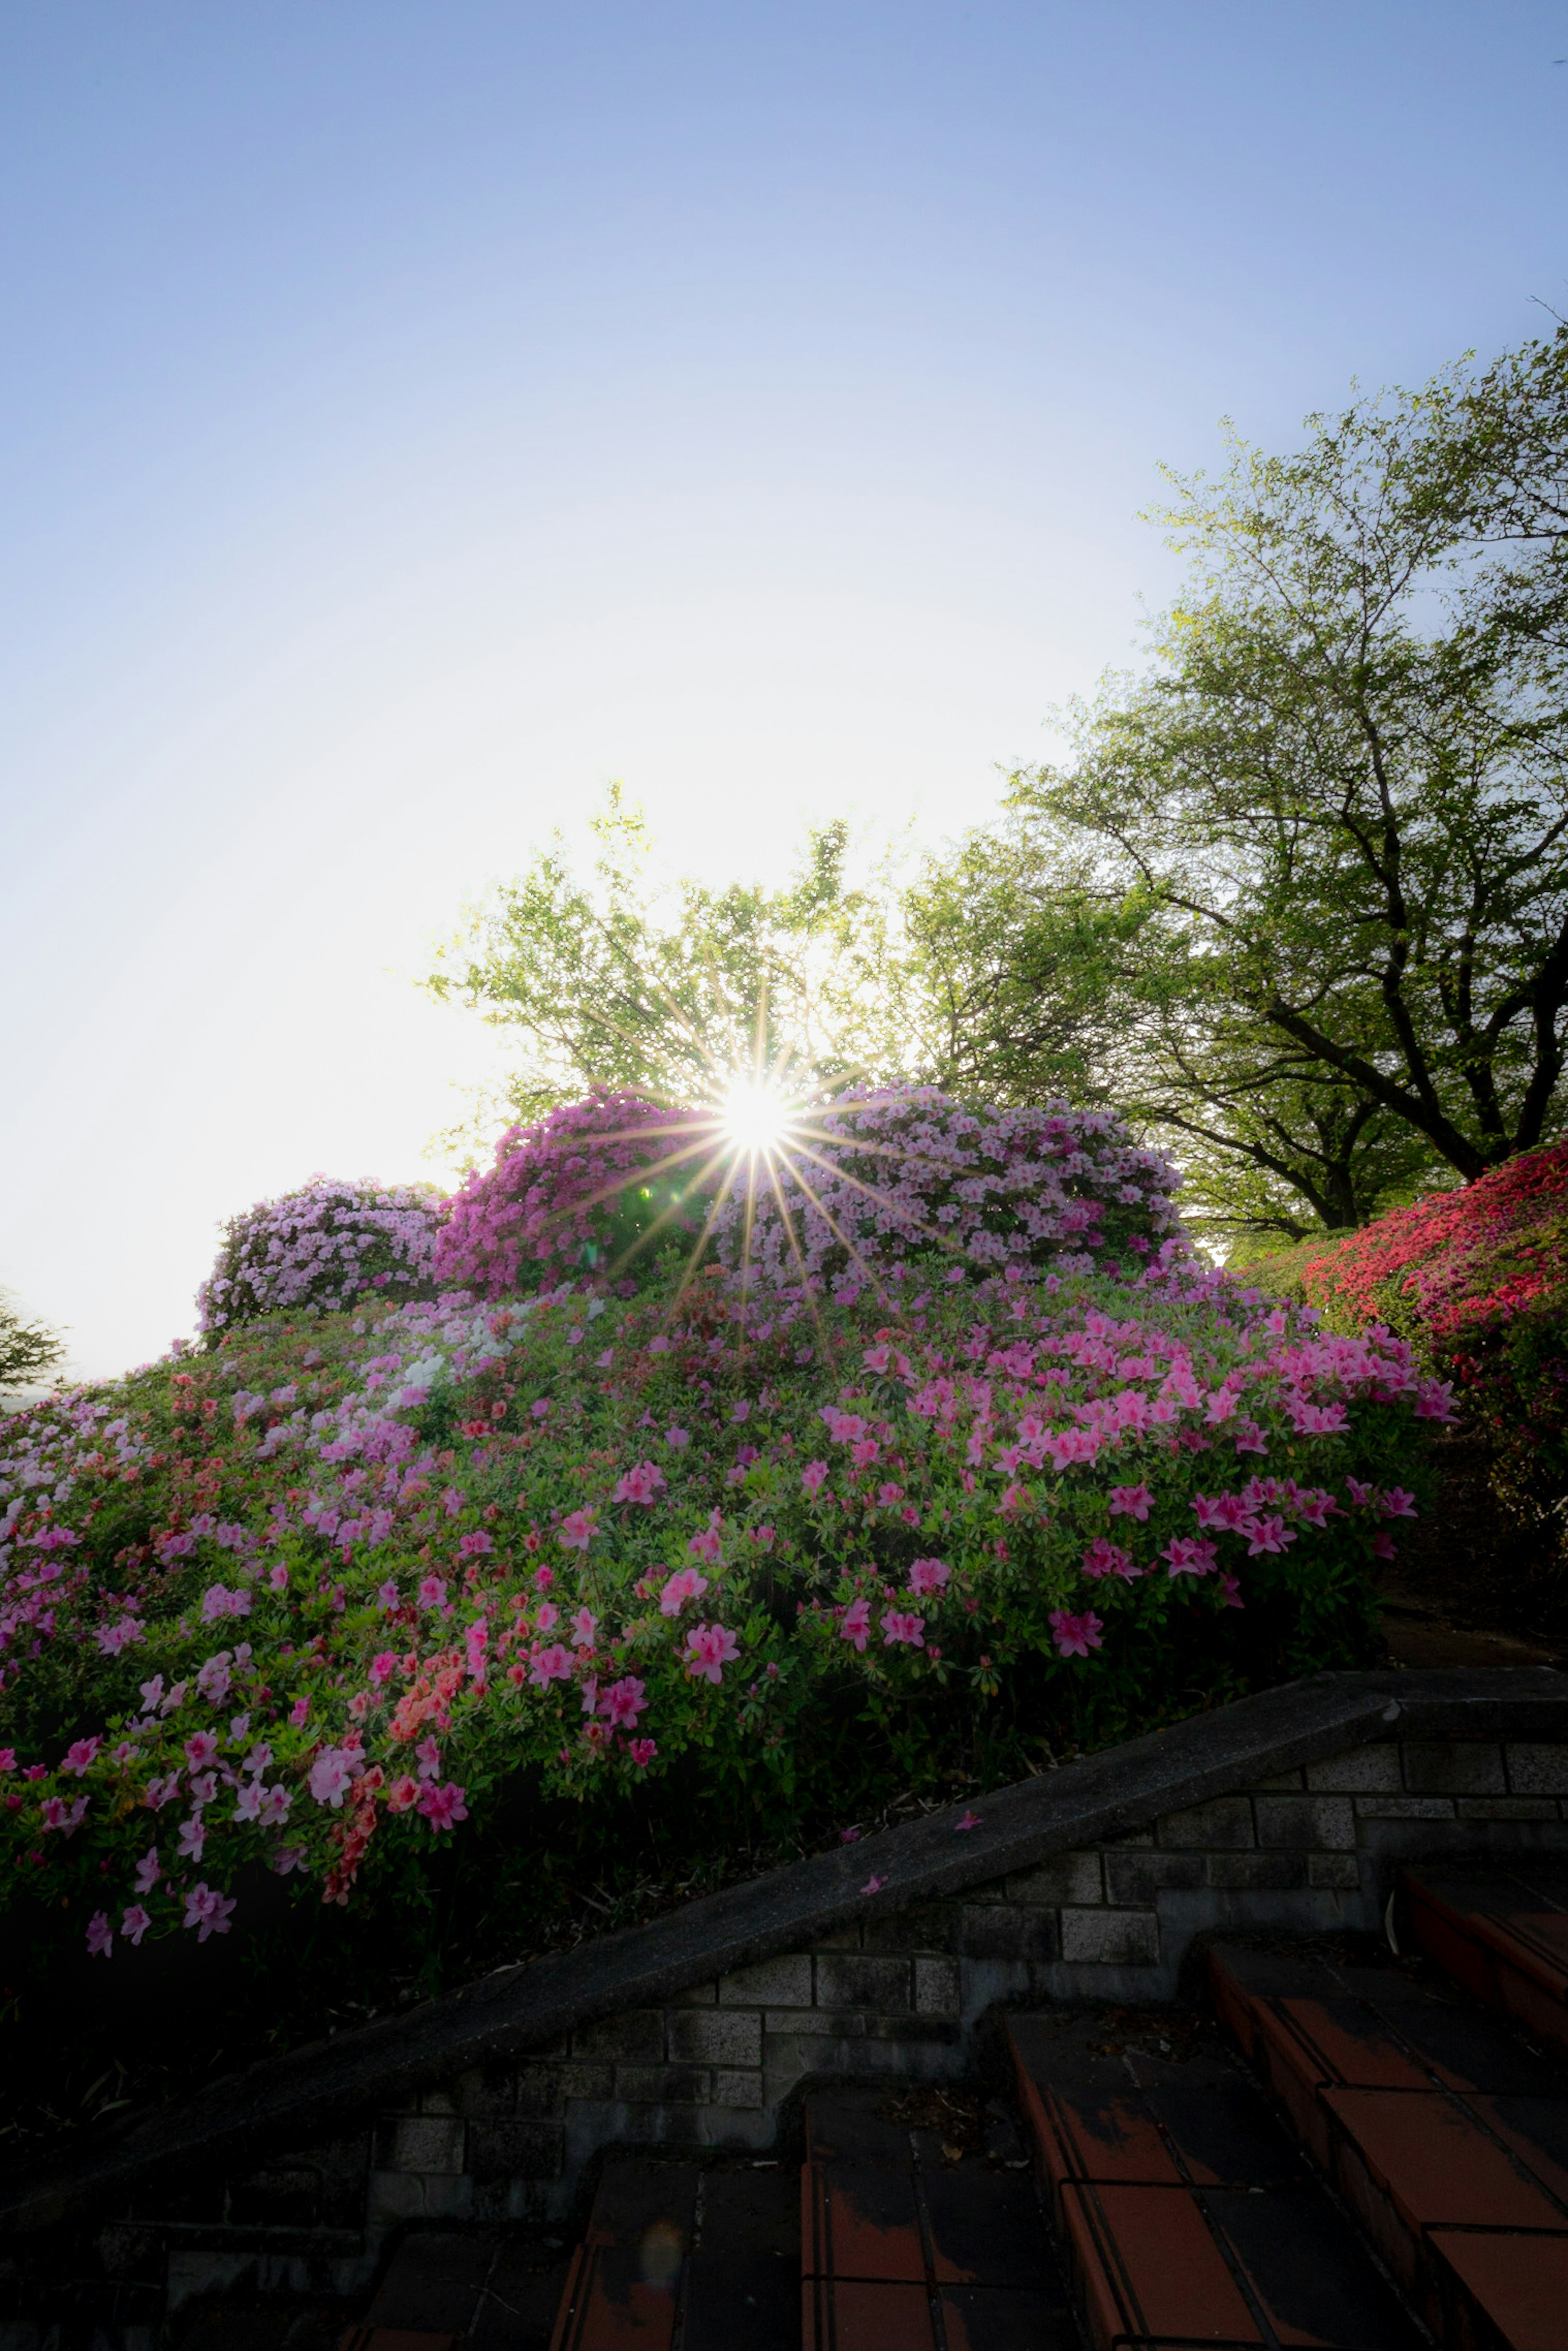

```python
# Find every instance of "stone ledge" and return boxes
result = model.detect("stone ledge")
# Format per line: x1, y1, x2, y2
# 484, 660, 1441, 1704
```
2, 1666, 1562, 2236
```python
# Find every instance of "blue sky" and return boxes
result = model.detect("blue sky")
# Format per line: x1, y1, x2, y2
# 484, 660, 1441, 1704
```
3, 1, 1565, 1377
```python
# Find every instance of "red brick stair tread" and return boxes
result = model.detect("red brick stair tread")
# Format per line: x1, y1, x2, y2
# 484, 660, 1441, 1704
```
1426, 2228, 1568, 2351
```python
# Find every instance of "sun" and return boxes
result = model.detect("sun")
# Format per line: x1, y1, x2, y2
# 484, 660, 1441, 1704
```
721, 1076, 795, 1157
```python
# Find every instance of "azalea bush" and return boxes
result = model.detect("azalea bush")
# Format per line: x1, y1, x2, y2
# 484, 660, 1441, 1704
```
198, 1178, 444, 1337
1294, 1143, 1568, 1527
717, 1087, 1185, 1293
0, 1237, 1446, 2003
434, 1089, 715, 1299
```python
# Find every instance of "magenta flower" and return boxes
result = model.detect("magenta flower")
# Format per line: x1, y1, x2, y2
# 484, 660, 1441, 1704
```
40, 1793, 87, 1835
954, 1811, 982, 1832
183, 1883, 236, 1942
800, 1460, 830, 1496
177, 1815, 207, 1862
133, 1845, 162, 1895
457, 1529, 494, 1558
1048, 1609, 1105, 1659
687, 1519, 725, 1564
183, 1732, 219, 1771
557, 1507, 599, 1551
665, 1425, 690, 1449
683, 1622, 740, 1683
370, 1650, 399, 1687
270, 1564, 292, 1592
840, 1598, 873, 1651
1082, 1538, 1137, 1581
628, 1737, 657, 1768
908, 1558, 950, 1596
62, 1738, 101, 1777
414, 1736, 442, 1781
880, 1610, 925, 1648
528, 1642, 573, 1688
288, 1697, 310, 1727
1107, 1484, 1154, 1521
876, 1482, 905, 1507
86, 1911, 113, 1960
535, 1599, 559, 1631
571, 1607, 599, 1650
1243, 1517, 1295, 1558
1163, 1536, 1218, 1578
200, 1584, 251, 1623
613, 1460, 667, 1505
417, 1780, 469, 1832
418, 1574, 448, 1611
120, 1904, 151, 1947
659, 1566, 709, 1617
860, 1874, 887, 1895
599, 1675, 648, 1730
1379, 1487, 1418, 1519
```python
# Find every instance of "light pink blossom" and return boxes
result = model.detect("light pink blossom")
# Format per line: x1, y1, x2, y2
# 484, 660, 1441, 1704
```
183, 1882, 236, 1941
1048, 1608, 1104, 1658
683, 1622, 740, 1683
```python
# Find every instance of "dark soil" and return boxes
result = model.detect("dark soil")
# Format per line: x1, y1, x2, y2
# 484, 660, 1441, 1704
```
1376, 1425, 1566, 1669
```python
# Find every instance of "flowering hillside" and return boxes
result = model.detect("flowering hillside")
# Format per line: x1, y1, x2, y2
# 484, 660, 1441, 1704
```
1294, 1143, 1567, 1524
0, 1236, 1446, 2004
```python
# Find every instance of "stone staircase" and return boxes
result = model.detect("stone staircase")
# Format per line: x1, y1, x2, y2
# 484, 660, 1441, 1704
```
336, 1857, 1568, 2351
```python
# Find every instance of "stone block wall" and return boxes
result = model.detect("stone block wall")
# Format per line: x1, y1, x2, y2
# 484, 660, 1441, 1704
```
305, 1730, 1568, 2242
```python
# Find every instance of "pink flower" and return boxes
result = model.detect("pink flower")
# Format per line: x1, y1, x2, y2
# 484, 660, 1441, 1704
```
572, 1607, 599, 1650
875, 1482, 905, 1507
1048, 1609, 1104, 1659
177, 1815, 207, 1862
613, 1460, 668, 1505
308, 1750, 357, 1808
133, 1845, 162, 1895
415, 1736, 442, 1781
1163, 1536, 1218, 1578
370, 1650, 399, 1687
42, 1794, 88, 1835
1244, 1516, 1295, 1558
143, 1772, 180, 1812
954, 1811, 982, 1832
120, 1904, 151, 1947
288, 1697, 311, 1727
184, 1732, 219, 1771
1373, 1529, 1398, 1560
183, 1883, 236, 1941
908, 1558, 951, 1596
880, 1610, 925, 1648
536, 1599, 559, 1631
557, 1508, 599, 1551
840, 1598, 873, 1651
1107, 1484, 1154, 1521
860, 1874, 887, 1895
200, 1583, 252, 1623
419, 1574, 448, 1610
458, 1529, 494, 1557
270, 1564, 292, 1592
599, 1676, 648, 1730
850, 1439, 880, 1469
374, 1575, 397, 1607
687, 1518, 725, 1564
386, 1774, 419, 1812
418, 1780, 469, 1832
1379, 1487, 1418, 1520
465, 1618, 490, 1678
684, 1622, 740, 1684
1220, 1573, 1245, 1609
665, 1424, 690, 1449
801, 1460, 830, 1496
96, 1617, 145, 1656
659, 1566, 709, 1617
86, 1911, 113, 1959
62, 1738, 100, 1777
1082, 1538, 1136, 1581
628, 1738, 658, 1768
528, 1642, 573, 1687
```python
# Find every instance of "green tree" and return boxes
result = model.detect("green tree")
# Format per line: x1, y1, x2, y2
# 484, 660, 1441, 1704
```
918, 327, 1568, 1234
0, 1289, 65, 1401
424, 786, 923, 1137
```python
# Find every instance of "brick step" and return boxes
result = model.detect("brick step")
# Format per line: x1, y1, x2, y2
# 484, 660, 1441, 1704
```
800, 2086, 1076, 2348
342, 2227, 574, 2350
549, 2156, 797, 2351
1402, 1860, 1568, 2063
1007, 2007, 1421, 2350
1209, 1936, 1568, 2350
